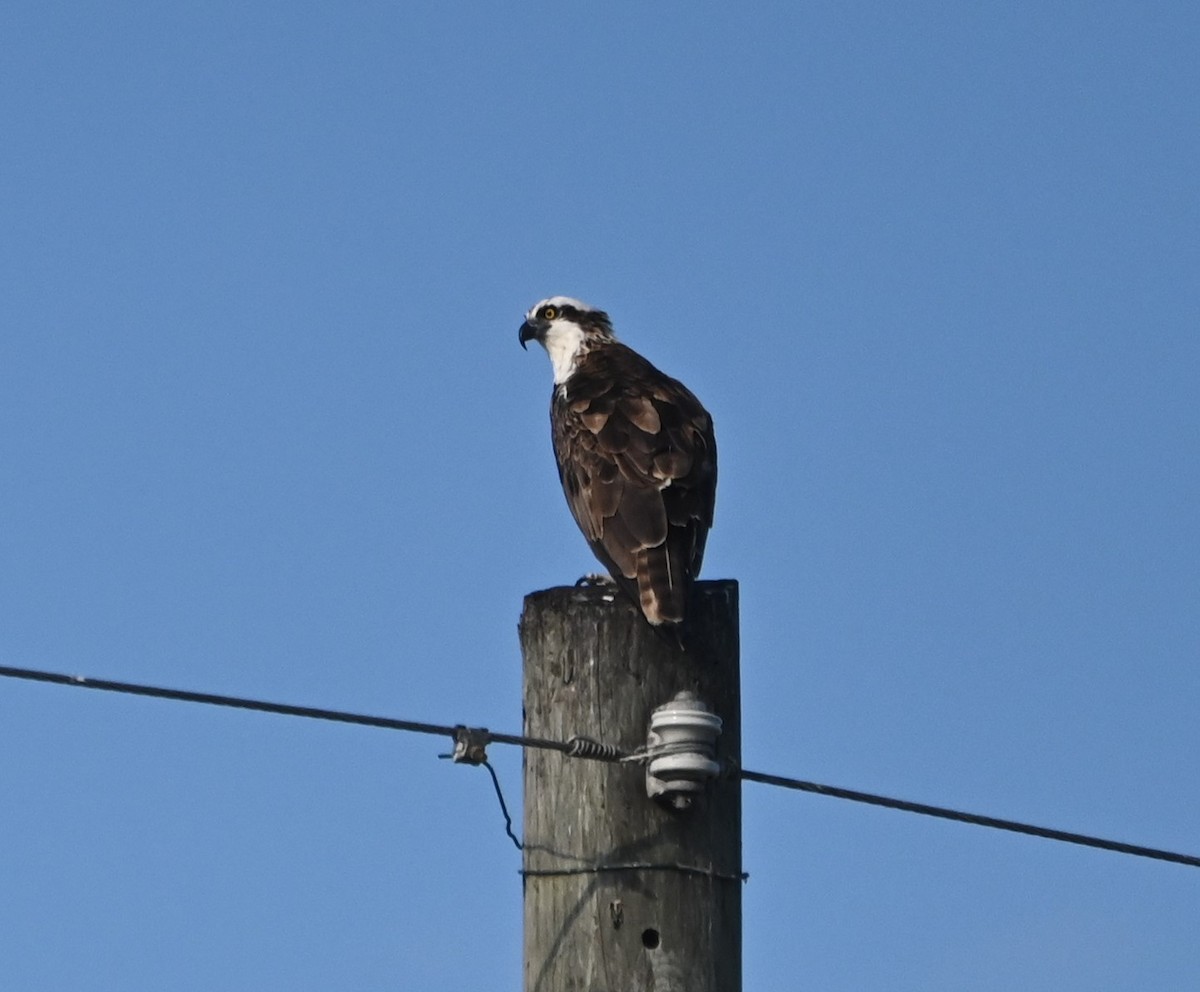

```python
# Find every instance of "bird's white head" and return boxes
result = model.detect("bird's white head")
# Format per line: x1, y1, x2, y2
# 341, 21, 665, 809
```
519, 296, 615, 385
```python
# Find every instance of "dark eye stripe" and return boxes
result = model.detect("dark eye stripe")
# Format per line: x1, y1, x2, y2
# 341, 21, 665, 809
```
537, 302, 588, 323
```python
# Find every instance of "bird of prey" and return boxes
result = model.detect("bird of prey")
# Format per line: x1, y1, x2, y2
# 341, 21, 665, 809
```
519, 296, 717, 642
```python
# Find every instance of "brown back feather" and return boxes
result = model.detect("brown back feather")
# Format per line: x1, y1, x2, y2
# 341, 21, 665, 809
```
551, 342, 717, 629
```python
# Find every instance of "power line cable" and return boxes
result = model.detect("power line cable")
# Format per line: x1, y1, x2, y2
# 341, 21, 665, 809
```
739, 768, 1200, 869
0, 664, 585, 757
2, 663, 1196, 870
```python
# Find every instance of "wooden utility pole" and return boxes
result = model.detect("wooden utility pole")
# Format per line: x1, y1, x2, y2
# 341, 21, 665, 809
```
520, 579, 741, 992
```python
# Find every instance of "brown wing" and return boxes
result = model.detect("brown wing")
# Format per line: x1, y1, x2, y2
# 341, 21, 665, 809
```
551, 343, 717, 628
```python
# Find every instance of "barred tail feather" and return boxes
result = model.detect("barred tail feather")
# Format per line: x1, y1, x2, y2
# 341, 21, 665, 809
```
636, 545, 687, 626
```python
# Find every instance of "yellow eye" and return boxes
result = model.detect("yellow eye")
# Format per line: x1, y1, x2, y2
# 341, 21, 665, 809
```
541, 305, 558, 321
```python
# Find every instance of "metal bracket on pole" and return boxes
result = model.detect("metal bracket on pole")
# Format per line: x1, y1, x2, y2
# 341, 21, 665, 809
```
444, 725, 490, 765
645, 691, 723, 809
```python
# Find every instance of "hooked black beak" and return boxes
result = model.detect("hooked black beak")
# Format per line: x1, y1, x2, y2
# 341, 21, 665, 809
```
518, 320, 540, 350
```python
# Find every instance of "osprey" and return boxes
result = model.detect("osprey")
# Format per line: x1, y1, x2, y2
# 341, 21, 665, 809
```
519, 296, 717, 641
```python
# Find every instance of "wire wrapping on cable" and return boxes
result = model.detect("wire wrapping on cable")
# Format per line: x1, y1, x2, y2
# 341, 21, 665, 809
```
564, 736, 625, 762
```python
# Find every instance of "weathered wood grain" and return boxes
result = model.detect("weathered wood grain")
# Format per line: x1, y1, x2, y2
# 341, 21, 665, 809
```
520, 580, 741, 992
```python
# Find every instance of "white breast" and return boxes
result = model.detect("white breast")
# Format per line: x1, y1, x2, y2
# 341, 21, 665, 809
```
540, 320, 587, 385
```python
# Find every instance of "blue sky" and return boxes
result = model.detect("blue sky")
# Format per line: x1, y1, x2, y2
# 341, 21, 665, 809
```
2, 2, 1198, 988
